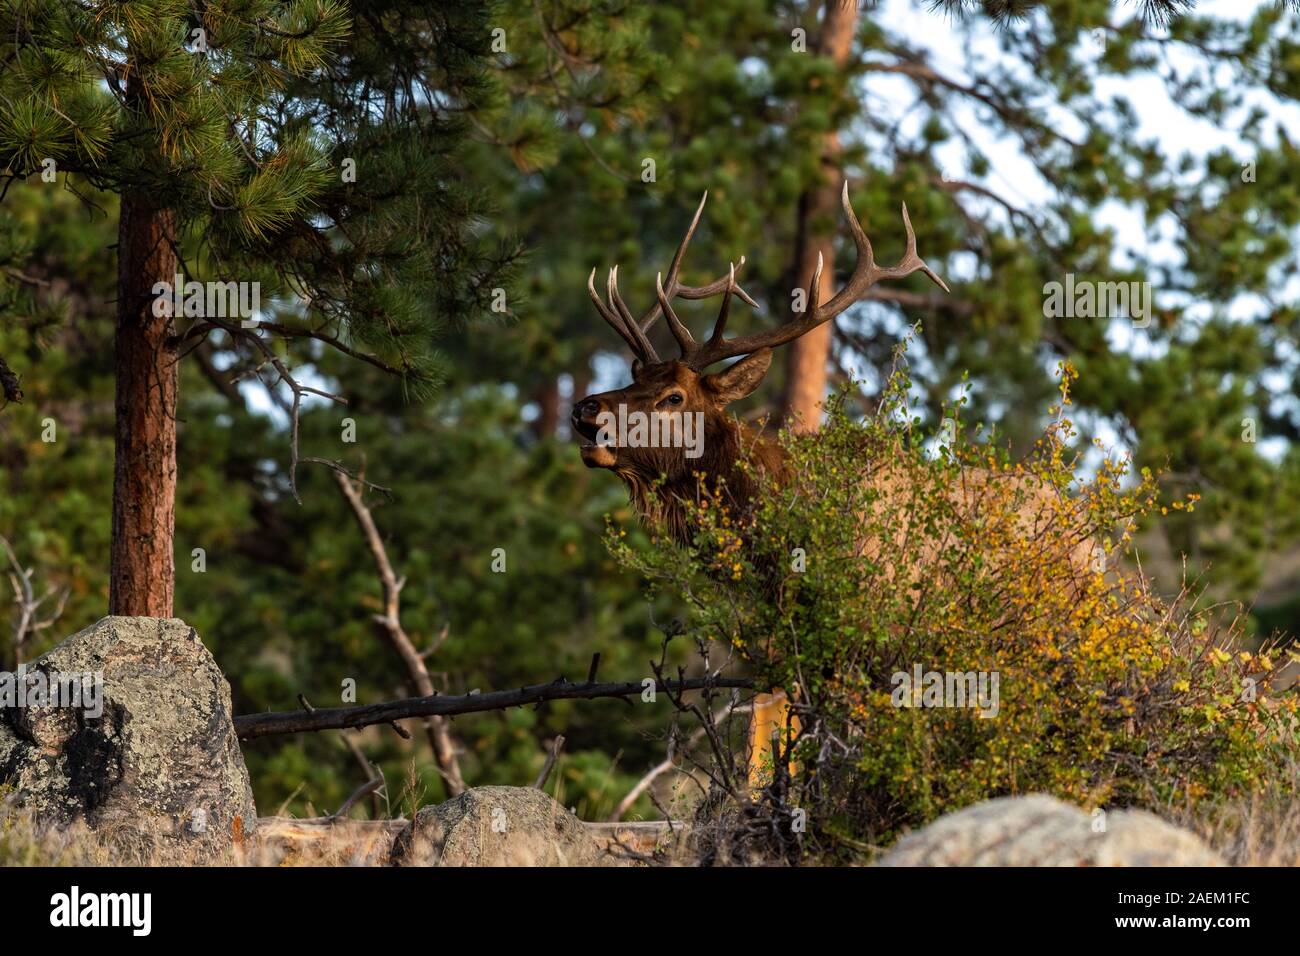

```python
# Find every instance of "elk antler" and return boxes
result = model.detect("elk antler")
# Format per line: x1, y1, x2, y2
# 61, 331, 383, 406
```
589, 183, 949, 370
587, 192, 760, 364
653, 182, 949, 370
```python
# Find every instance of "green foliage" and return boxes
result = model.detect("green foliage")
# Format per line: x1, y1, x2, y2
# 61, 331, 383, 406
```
0, 0, 517, 396
1, 308, 687, 819
467, 0, 1300, 611
168, 355, 687, 816
3, 0, 1300, 833
0, 186, 117, 638
611, 357, 1299, 852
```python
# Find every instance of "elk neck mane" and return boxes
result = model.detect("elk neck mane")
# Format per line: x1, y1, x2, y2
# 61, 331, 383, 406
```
613, 415, 786, 543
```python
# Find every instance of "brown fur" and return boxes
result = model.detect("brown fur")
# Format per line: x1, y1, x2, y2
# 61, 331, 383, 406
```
573, 356, 785, 543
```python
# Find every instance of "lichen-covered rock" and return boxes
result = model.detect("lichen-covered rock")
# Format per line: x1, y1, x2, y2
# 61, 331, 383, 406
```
0, 616, 255, 861
390, 786, 617, 867
877, 794, 1221, 867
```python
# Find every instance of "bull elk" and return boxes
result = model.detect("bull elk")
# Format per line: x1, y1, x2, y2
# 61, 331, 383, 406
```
572, 183, 1091, 785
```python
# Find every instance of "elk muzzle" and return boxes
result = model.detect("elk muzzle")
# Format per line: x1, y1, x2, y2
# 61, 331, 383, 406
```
572, 396, 618, 468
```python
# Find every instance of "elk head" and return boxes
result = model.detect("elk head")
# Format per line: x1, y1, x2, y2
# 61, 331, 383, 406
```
573, 183, 948, 529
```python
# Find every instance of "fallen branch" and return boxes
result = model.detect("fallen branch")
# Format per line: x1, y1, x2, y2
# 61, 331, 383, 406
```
235, 676, 756, 740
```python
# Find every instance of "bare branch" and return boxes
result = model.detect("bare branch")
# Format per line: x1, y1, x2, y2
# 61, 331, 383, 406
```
609, 699, 751, 822
333, 469, 465, 795
252, 321, 408, 377
330, 777, 385, 821
532, 734, 566, 789
0, 534, 69, 667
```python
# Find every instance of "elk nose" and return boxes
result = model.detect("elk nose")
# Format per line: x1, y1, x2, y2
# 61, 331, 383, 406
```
573, 399, 601, 421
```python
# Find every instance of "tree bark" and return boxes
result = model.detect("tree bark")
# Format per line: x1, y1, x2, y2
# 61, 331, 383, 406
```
109, 192, 178, 617
780, 0, 859, 434
531, 377, 560, 439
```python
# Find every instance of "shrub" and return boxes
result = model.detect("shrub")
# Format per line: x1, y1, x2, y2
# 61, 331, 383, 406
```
609, 356, 1298, 857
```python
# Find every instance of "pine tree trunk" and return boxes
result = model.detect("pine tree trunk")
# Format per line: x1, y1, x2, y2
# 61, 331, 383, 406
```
781, 0, 859, 434
760, 0, 862, 779
532, 377, 560, 439
782, 185, 841, 433
109, 193, 178, 617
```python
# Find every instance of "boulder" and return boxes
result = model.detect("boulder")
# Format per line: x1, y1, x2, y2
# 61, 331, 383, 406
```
878, 794, 1221, 867
390, 786, 618, 866
0, 616, 255, 861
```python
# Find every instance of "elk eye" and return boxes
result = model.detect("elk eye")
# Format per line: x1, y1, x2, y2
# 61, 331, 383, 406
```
661, 393, 684, 407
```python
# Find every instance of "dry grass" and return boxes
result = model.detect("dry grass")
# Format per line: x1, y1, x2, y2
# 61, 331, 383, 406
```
1169, 766, 1300, 866
0, 803, 395, 866
0, 808, 196, 866
0, 800, 663, 866
5, 788, 1299, 866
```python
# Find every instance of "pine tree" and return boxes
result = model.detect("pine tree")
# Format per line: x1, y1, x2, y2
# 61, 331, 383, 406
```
0, 0, 513, 616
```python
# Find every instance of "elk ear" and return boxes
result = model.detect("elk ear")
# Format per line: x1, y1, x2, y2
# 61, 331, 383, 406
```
630, 358, 645, 381
702, 348, 772, 406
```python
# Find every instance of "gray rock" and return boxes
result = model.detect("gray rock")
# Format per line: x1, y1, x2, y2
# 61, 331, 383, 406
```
390, 786, 617, 866
878, 794, 1221, 867
0, 616, 255, 861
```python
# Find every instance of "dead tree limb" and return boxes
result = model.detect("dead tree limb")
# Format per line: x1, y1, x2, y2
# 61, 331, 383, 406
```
532, 734, 565, 790
235, 676, 756, 740
338, 732, 385, 819
333, 469, 466, 795
1, 534, 69, 667
609, 699, 751, 822
191, 316, 390, 502
331, 778, 385, 821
